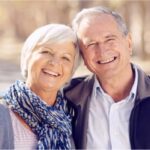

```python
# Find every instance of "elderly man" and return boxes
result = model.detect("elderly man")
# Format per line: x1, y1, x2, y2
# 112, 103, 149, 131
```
64, 6, 150, 149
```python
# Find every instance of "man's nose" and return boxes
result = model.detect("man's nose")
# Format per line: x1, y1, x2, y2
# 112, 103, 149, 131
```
96, 43, 107, 55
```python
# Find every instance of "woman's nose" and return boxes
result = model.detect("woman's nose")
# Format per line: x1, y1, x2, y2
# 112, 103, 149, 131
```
48, 58, 60, 65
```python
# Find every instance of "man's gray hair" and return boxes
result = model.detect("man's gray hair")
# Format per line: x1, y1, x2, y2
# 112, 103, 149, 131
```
72, 6, 128, 36
21, 24, 81, 79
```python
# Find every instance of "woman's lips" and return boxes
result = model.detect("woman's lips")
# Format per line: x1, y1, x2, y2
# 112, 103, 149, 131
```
42, 69, 61, 77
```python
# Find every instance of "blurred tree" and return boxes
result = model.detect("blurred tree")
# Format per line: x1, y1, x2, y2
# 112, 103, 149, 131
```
0, 0, 150, 60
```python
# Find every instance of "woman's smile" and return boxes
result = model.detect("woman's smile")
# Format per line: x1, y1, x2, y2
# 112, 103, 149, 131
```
42, 68, 61, 77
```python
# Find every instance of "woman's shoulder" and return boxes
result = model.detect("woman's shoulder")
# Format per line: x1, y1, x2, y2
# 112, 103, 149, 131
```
0, 96, 12, 133
0, 97, 6, 105
0, 97, 10, 118
0, 97, 14, 149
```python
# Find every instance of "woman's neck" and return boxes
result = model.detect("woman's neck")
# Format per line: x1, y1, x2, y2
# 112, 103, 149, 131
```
26, 83, 58, 106
37, 90, 58, 105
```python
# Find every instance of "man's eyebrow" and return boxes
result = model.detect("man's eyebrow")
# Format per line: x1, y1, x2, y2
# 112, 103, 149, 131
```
84, 38, 95, 44
105, 34, 117, 38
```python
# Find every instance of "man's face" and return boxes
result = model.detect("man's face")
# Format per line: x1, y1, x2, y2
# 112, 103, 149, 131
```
77, 14, 132, 80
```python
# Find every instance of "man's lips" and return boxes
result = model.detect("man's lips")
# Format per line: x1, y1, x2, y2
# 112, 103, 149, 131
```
97, 56, 117, 64
42, 69, 61, 77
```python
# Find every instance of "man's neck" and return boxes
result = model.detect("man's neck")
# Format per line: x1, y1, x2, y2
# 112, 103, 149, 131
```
97, 67, 134, 102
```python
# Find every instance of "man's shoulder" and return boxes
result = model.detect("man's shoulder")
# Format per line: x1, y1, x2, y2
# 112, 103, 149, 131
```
70, 75, 90, 85
64, 75, 95, 104
137, 65, 150, 84
65, 75, 94, 91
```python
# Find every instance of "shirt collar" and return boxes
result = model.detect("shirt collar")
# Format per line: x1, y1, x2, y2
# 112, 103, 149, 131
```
128, 64, 138, 102
93, 75, 104, 97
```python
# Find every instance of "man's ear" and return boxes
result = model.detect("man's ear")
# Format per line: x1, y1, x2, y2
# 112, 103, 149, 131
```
126, 33, 133, 55
80, 50, 86, 65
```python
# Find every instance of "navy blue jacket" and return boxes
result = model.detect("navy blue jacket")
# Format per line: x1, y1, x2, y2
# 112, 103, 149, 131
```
64, 66, 150, 149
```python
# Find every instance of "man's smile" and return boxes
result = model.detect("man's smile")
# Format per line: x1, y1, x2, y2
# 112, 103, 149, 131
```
96, 56, 117, 64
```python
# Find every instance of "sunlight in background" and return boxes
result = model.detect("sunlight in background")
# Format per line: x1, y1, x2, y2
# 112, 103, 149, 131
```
0, 0, 150, 92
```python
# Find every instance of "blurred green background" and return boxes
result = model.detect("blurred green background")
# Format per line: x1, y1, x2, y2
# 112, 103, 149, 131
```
0, 0, 150, 91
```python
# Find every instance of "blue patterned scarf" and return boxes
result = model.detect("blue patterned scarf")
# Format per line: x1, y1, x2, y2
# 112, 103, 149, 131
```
3, 80, 73, 149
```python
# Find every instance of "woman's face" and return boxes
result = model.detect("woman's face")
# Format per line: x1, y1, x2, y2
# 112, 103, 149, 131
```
26, 41, 76, 93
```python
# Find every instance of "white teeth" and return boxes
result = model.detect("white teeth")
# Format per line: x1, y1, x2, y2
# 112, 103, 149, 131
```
98, 57, 116, 64
43, 69, 60, 77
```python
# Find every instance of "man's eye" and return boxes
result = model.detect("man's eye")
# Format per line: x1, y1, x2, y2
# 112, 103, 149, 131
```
86, 42, 97, 48
106, 38, 115, 42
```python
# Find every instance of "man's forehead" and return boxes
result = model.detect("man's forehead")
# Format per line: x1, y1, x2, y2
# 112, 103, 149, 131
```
79, 13, 115, 25
77, 14, 122, 40
79, 34, 118, 44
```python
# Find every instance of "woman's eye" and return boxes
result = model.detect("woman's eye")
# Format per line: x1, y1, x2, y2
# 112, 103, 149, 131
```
41, 51, 49, 54
62, 56, 70, 62
41, 51, 53, 55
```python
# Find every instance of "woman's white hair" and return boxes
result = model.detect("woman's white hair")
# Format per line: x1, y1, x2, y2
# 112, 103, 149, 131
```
21, 24, 81, 79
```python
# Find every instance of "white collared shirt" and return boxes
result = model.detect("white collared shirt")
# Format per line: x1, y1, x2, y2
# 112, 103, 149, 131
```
86, 65, 138, 149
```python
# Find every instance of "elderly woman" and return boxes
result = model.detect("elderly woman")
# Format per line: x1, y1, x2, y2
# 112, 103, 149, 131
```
0, 24, 81, 149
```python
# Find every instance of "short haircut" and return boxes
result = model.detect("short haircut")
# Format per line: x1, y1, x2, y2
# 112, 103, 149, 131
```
21, 24, 81, 79
72, 6, 128, 36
